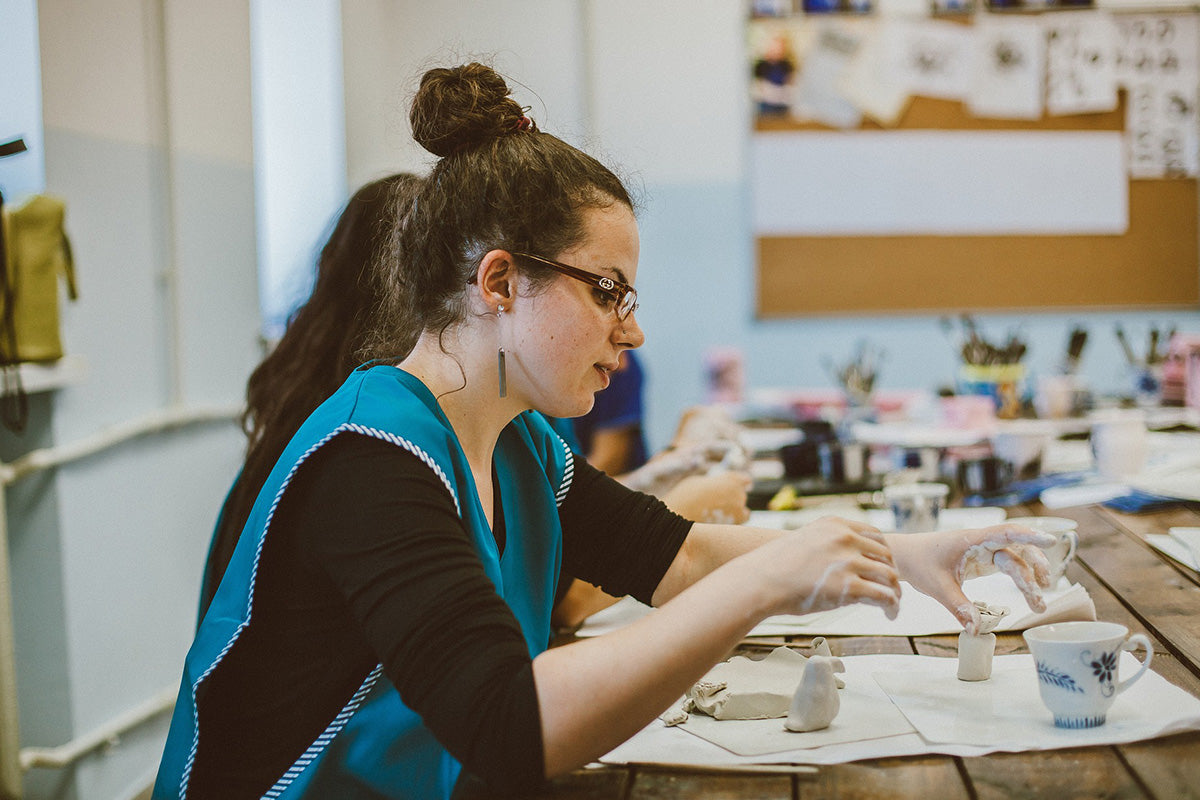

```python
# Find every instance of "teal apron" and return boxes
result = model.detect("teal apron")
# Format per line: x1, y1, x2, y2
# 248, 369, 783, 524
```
155, 365, 570, 799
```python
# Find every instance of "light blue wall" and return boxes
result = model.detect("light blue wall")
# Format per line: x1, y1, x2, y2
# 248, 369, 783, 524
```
0, 0, 44, 196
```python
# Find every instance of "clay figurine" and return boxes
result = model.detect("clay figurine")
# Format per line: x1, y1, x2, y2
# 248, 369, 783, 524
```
957, 600, 1010, 682
785, 655, 845, 732
810, 637, 845, 688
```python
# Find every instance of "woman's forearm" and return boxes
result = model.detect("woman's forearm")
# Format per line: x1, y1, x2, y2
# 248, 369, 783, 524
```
533, 553, 772, 776
650, 522, 784, 606
534, 518, 901, 777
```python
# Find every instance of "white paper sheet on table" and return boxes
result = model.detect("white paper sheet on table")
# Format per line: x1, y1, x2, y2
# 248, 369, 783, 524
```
670, 665, 916, 756
873, 653, 1200, 748
747, 506, 1008, 533
600, 653, 1200, 768
1146, 534, 1199, 571
574, 572, 1095, 639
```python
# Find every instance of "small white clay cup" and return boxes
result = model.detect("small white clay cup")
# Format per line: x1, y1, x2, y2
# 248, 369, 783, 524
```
1023, 621, 1153, 729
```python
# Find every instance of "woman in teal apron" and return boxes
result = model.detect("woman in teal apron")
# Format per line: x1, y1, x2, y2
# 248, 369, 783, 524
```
155, 62, 1056, 799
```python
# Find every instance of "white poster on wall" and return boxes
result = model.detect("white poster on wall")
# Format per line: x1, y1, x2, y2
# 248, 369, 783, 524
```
751, 130, 1128, 236
967, 16, 1046, 120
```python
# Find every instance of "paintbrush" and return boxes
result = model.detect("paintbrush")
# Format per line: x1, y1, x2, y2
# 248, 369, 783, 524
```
1114, 324, 1138, 366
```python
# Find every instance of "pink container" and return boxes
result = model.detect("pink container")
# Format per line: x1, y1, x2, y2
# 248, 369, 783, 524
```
941, 394, 997, 429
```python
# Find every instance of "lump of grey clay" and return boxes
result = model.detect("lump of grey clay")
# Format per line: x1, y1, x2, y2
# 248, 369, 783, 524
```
659, 705, 690, 727
785, 655, 845, 732
685, 647, 811, 720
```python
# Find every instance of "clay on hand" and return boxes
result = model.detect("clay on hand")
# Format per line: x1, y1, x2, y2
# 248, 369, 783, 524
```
972, 600, 1010, 634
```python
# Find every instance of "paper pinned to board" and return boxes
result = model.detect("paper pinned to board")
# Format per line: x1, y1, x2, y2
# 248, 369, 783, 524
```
967, 14, 1046, 120
881, 18, 974, 101
793, 20, 866, 128
1045, 11, 1120, 116
837, 19, 913, 126
1115, 13, 1200, 178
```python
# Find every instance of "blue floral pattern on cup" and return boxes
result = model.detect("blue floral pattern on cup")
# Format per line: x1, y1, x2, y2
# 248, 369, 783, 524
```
1085, 649, 1118, 698
1036, 661, 1083, 694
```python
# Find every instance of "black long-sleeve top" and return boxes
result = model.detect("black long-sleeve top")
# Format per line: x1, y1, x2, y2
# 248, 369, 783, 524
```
187, 431, 692, 798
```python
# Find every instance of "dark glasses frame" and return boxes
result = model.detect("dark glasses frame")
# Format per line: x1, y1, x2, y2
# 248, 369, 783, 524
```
513, 252, 639, 321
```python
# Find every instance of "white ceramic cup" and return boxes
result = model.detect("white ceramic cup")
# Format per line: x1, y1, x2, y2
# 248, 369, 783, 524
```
883, 482, 949, 533
1089, 410, 1148, 480
992, 422, 1051, 481
1035, 374, 1076, 420
1007, 516, 1079, 581
1023, 621, 1153, 729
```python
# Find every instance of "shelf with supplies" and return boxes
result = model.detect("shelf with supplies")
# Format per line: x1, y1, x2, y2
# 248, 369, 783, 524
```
0, 355, 87, 398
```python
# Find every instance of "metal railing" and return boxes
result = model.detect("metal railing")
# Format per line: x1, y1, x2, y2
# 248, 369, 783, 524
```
0, 403, 238, 799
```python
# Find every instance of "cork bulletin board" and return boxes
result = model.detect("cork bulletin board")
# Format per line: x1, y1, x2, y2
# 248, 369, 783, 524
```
751, 12, 1200, 317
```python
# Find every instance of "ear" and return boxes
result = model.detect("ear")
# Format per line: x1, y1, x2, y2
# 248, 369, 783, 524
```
475, 249, 516, 312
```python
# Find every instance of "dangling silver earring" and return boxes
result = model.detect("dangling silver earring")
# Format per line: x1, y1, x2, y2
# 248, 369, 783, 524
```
496, 305, 507, 398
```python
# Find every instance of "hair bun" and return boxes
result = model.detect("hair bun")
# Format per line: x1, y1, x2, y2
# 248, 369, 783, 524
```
410, 63, 531, 158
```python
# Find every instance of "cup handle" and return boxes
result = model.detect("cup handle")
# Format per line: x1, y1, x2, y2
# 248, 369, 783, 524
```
1115, 634, 1154, 696
1062, 530, 1079, 565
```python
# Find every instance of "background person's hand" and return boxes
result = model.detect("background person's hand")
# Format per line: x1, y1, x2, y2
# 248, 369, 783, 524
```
670, 405, 744, 450
661, 472, 752, 524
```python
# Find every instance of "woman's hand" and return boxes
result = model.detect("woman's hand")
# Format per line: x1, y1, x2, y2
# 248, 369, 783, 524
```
741, 516, 902, 620
661, 472, 752, 524
885, 524, 1057, 633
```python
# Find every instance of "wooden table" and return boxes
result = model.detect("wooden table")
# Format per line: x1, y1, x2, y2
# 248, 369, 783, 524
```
455, 502, 1200, 799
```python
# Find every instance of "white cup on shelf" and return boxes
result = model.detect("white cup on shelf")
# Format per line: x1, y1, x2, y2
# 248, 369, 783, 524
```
1088, 409, 1148, 480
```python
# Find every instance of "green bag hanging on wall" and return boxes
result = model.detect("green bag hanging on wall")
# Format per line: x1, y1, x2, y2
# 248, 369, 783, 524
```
0, 191, 79, 432
0, 192, 78, 363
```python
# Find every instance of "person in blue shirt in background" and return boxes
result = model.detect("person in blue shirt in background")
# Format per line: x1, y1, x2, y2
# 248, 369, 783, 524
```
552, 352, 758, 629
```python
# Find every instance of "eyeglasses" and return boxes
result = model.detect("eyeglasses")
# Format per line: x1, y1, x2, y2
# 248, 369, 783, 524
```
513, 252, 639, 321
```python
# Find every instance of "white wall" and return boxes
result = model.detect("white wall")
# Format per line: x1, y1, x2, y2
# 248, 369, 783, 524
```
252, 0, 348, 335
344, 0, 590, 184
346, 0, 1200, 449
3, 1, 261, 797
